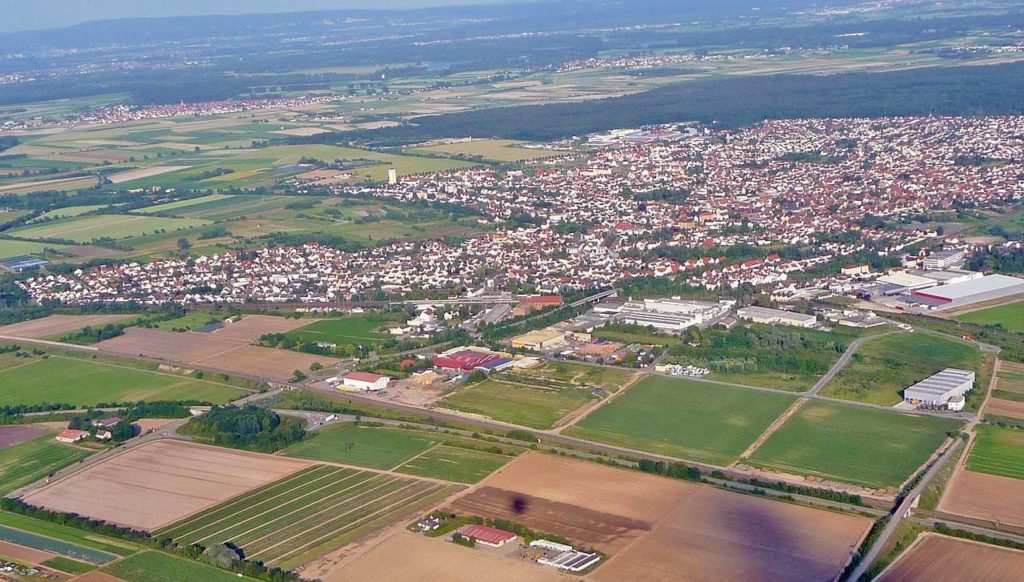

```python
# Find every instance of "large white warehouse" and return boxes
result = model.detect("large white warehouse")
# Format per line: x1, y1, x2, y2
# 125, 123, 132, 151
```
903, 368, 975, 409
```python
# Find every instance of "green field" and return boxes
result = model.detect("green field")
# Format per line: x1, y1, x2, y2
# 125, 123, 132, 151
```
957, 302, 1024, 334
0, 512, 136, 557
135, 194, 234, 215
151, 312, 221, 331
0, 436, 92, 494
394, 445, 513, 483
155, 465, 459, 569
409, 139, 568, 162
28, 205, 108, 222
515, 361, 636, 392
747, 401, 961, 489
441, 378, 597, 429
283, 314, 396, 347
8, 214, 210, 243
565, 376, 796, 465
0, 355, 246, 407
284, 424, 439, 469
965, 424, 1024, 480
283, 424, 521, 481
41, 556, 96, 574
103, 551, 253, 582
822, 332, 983, 405
0, 238, 70, 259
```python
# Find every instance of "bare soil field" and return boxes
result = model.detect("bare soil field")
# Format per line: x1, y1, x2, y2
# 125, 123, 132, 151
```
314, 530, 568, 582
0, 540, 56, 565
940, 469, 1024, 527
106, 166, 190, 184
132, 418, 178, 434
96, 327, 332, 382
985, 397, 1024, 420
0, 314, 130, 339
878, 533, 1024, 582
21, 440, 310, 531
449, 453, 870, 581
0, 426, 48, 450
210, 315, 310, 342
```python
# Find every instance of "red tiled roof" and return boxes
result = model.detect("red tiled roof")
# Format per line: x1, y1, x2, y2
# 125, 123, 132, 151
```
458, 524, 517, 545
343, 371, 388, 382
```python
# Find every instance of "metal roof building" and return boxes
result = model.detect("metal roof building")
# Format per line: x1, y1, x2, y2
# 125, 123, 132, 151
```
903, 368, 975, 407
0, 255, 51, 273
910, 274, 1024, 311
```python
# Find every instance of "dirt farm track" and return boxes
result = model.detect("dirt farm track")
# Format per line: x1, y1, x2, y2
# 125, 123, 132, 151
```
447, 453, 872, 582
878, 534, 1024, 581
20, 440, 310, 530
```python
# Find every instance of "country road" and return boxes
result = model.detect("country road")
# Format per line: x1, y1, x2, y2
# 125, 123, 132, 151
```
805, 330, 903, 397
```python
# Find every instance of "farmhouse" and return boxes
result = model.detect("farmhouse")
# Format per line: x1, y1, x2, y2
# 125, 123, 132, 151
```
340, 371, 391, 392
904, 368, 975, 409
56, 429, 89, 443
458, 524, 518, 547
511, 329, 566, 351
737, 306, 816, 328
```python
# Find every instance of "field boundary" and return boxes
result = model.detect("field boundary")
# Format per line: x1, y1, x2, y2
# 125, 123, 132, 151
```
736, 397, 809, 463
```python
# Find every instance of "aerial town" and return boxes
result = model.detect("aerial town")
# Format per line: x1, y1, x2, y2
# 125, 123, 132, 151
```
1, 1, 1024, 581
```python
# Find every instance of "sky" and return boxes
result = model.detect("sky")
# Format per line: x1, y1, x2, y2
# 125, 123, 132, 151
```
0, 0, 535, 33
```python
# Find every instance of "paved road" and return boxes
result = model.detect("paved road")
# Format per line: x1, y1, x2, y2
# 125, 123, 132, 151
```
805, 330, 902, 397
847, 434, 966, 580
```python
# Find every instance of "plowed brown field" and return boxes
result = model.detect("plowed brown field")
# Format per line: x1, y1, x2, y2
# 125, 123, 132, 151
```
878, 534, 1024, 582
0, 425, 47, 449
449, 453, 871, 581
940, 469, 1024, 527
314, 531, 568, 582
0, 314, 130, 339
96, 326, 333, 382
209, 315, 309, 342
21, 440, 310, 531
0, 541, 55, 565
985, 398, 1024, 420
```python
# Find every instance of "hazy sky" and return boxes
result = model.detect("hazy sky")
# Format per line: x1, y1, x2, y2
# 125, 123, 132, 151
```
0, 0, 535, 33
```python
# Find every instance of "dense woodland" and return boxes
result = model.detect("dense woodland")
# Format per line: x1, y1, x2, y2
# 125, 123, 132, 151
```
312, 61, 1024, 145
179, 406, 306, 452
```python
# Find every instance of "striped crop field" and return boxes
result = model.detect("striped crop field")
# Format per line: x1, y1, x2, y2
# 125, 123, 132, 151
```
154, 465, 460, 569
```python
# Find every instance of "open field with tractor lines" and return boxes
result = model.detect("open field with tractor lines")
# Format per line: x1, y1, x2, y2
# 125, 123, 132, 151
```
0, 435, 93, 495
156, 464, 461, 569
878, 534, 1024, 582
20, 441, 311, 531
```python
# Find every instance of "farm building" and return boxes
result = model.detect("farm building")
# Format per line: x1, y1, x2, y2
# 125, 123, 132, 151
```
531, 539, 602, 572
458, 524, 518, 547
56, 429, 89, 443
340, 371, 391, 392
736, 306, 816, 328
511, 329, 566, 351
908, 274, 1024, 311
903, 368, 975, 408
